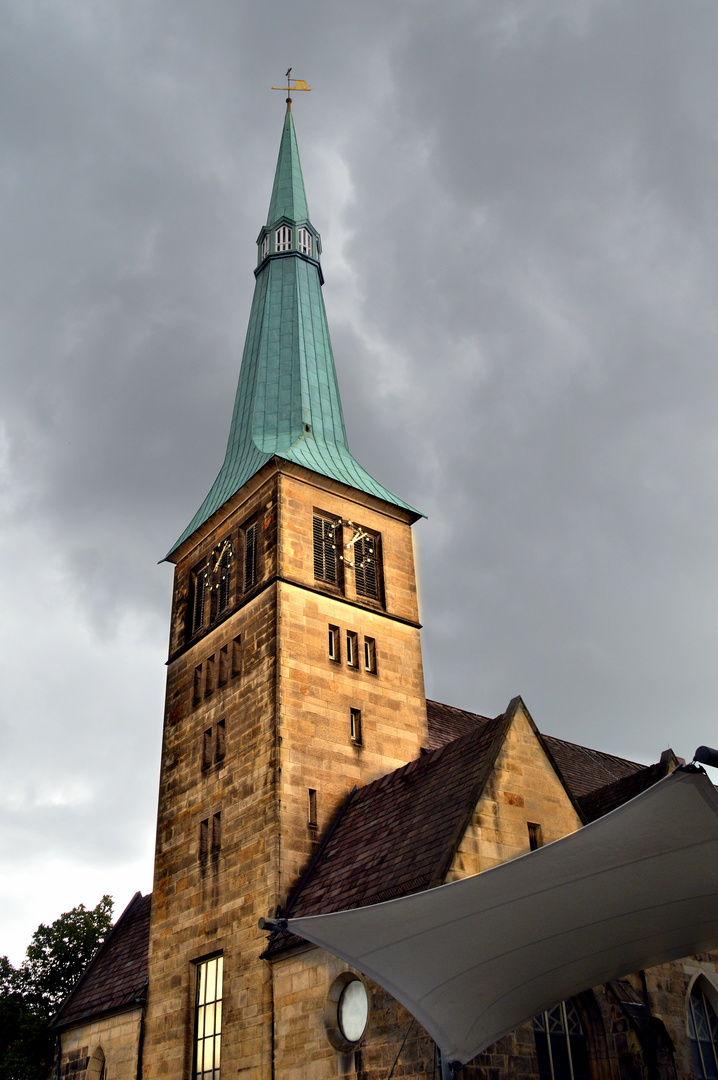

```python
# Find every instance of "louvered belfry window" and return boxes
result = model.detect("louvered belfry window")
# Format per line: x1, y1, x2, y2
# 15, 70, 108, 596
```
313, 515, 339, 585
354, 531, 380, 600
275, 225, 292, 252
297, 227, 312, 256
217, 545, 233, 614
244, 522, 258, 591
191, 569, 207, 635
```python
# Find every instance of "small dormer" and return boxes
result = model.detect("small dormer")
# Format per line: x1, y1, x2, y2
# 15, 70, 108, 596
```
256, 220, 320, 268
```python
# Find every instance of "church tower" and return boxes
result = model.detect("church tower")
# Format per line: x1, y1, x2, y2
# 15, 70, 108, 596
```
142, 102, 428, 1079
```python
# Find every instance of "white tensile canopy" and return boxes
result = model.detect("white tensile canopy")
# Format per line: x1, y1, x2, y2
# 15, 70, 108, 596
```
286, 768, 718, 1064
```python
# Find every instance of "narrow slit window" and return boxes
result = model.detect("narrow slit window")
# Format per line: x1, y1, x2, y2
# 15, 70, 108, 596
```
528, 822, 543, 851
313, 515, 339, 585
204, 655, 215, 698
231, 636, 242, 678
350, 708, 362, 745
346, 631, 358, 668
202, 728, 212, 770
199, 819, 209, 864
275, 225, 292, 252
244, 522, 258, 591
194, 956, 223, 1080
364, 637, 376, 673
328, 625, 340, 662
353, 530, 380, 600
308, 788, 317, 828
261, 233, 269, 260
193, 665, 203, 707
297, 227, 312, 256
215, 719, 226, 763
218, 645, 228, 687
212, 812, 221, 856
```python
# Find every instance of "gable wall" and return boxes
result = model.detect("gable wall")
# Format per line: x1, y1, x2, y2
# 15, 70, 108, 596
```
57, 1008, 142, 1080
446, 705, 583, 881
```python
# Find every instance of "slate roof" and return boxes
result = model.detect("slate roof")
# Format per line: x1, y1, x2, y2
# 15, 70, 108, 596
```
577, 758, 673, 823
284, 711, 511, 920
51, 892, 150, 1029
426, 699, 646, 803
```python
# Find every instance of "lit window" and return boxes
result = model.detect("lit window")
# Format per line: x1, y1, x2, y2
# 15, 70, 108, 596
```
194, 956, 223, 1080
350, 708, 362, 745
275, 225, 292, 251
364, 637, 376, 673
313, 515, 340, 585
533, 1000, 590, 1080
308, 788, 317, 828
297, 227, 312, 256
328, 626, 340, 662
244, 522, 258, 591
353, 530, 380, 600
261, 233, 269, 260
528, 822, 543, 851
689, 985, 718, 1078
346, 631, 358, 668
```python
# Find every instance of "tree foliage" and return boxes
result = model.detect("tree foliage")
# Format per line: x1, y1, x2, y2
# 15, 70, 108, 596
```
0, 896, 113, 1080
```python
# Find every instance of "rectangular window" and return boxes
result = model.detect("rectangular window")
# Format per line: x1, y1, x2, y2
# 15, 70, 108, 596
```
528, 822, 543, 851
204, 655, 215, 698
191, 569, 207, 635
231, 636, 242, 678
364, 637, 376, 673
212, 812, 221, 856
328, 625, 340, 662
308, 788, 317, 828
261, 233, 269, 260
215, 719, 226, 763
193, 665, 203, 707
346, 631, 358, 668
216, 544, 233, 615
203, 728, 212, 770
313, 514, 340, 585
194, 955, 223, 1080
244, 522, 258, 591
199, 819, 209, 865
350, 708, 362, 745
353, 530, 381, 600
218, 645, 228, 687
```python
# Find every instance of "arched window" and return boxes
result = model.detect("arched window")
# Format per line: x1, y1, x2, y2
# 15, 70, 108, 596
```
533, 1000, 590, 1080
275, 225, 292, 251
297, 227, 312, 256
87, 1047, 106, 1080
688, 983, 718, 1079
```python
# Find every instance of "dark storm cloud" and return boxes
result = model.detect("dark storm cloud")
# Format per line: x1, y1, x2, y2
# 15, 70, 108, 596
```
1, 0, 717, 959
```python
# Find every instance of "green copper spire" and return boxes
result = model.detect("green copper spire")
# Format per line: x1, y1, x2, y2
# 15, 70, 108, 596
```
167, 106, 420, 557
266, 106, 308, 224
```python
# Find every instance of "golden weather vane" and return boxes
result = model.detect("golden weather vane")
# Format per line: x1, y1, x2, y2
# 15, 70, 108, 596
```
271, 67, 313, 103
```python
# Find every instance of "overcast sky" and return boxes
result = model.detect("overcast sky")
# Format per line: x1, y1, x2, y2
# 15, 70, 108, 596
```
2, 0, 717, 964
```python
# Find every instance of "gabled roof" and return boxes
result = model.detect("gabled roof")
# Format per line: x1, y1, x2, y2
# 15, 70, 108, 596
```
51, 892, 150, 1029
578, 755, 675, 822
167, 106, 420, 559
426, 698, 646, 804
284, 712, 511, 921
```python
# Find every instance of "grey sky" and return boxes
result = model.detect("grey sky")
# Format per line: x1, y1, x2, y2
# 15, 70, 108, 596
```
1, 0, 717, 963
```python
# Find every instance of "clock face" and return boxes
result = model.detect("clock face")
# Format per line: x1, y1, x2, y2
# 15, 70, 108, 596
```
211, 538, 234, 575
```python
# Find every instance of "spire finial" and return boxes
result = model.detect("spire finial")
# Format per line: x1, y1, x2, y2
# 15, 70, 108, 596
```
271, 68, 313, 110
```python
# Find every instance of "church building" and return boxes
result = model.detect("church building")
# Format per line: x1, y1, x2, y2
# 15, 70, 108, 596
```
51, 100, 718, 1080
